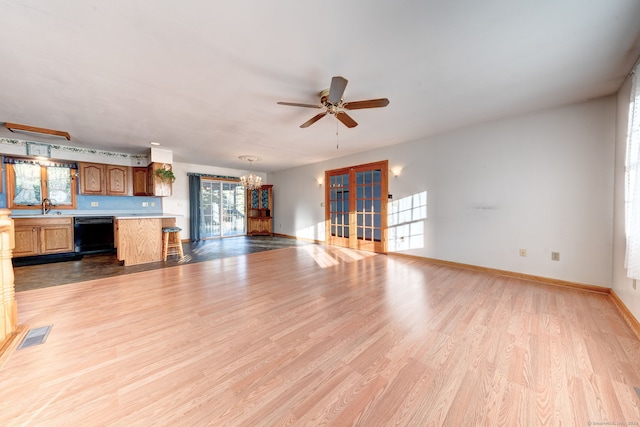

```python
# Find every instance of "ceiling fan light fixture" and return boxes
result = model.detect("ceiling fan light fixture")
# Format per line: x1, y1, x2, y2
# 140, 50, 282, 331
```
239, 155, 262, 190
277, 76, 389, 129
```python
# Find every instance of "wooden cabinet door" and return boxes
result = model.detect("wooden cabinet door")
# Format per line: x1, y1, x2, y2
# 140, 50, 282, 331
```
79, 163, 106, 195
13, 226, 39, 257
148, 163, 173, 197
132, 167, 149, 196
40, 224, 74, 254
13, 217, 74, 257
106, 165, 131, 196
248, 218, 273, 235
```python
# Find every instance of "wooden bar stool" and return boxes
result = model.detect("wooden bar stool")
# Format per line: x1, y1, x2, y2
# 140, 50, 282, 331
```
162, 226, 184, 261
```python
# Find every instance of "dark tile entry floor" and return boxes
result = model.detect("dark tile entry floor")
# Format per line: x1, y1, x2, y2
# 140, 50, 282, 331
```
14, 236, 310, 292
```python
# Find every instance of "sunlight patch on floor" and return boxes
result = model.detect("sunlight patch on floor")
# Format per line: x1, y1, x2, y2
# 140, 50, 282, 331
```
305, 245, 376, 268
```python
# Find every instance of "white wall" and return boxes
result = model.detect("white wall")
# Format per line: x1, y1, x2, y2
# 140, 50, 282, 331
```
612, 77, 640, 320
269, 97, 616, 287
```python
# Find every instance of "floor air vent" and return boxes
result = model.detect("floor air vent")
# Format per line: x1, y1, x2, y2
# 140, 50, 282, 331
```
18, 325, 52, 349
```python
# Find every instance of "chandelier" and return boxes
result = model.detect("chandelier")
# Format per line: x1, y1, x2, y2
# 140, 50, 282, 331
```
239, 155, 262, 190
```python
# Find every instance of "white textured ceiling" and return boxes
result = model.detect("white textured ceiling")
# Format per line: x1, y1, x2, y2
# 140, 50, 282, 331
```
1, 1, 639, 172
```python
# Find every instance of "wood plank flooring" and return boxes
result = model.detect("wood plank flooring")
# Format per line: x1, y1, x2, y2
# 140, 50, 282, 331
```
1, 244, 640, 426
13, 236, 308, 291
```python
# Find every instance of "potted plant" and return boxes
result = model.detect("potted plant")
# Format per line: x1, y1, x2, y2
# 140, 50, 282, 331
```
154, 165, 176, 183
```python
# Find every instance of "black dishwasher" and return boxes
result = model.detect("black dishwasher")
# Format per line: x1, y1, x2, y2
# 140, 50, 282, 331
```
74, 217, 115, 254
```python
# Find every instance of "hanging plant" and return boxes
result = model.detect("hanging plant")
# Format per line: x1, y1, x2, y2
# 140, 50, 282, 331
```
154, 166, 176, 183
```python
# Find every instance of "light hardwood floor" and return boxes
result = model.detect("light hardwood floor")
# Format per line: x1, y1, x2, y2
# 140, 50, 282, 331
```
1, 245, 640, 426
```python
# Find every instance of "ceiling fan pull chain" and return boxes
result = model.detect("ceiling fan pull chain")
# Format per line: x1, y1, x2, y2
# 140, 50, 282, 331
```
336, 119, 339, 150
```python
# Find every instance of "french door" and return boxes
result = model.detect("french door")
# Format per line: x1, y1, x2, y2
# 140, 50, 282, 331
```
200, 180, 245, 238
325, 160, 388, 253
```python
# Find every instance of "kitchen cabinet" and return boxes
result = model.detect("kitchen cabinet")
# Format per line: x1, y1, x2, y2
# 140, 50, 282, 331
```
79, 163, 105, 194
115, 216, 177, 265
132, 167, 149, 196
147, 162, 173, 197
246, 185, 273, 236
79, 162, 132, 196
106, 165, 130, 196
13, 217, 74, 257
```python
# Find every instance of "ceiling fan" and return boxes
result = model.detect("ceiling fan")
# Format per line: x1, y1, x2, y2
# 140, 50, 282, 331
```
277, 76, 389, 128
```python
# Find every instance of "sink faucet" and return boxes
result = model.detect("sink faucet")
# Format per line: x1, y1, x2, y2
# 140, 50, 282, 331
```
42, 198, 52, 214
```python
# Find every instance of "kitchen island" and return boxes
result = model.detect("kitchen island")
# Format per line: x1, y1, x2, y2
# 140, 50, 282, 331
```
114, 214, 180, 266
11, 212, 181, 267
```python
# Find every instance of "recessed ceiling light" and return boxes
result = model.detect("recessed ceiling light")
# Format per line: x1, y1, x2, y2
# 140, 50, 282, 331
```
150, 141, 160, 146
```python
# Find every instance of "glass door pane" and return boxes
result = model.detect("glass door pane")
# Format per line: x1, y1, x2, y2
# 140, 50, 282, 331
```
355, 169, 383, 245
200, 180, 220, 238
328, 173, 350, 247
221, 182, 245, 236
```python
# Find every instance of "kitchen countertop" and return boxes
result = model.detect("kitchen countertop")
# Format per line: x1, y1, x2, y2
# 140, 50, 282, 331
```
114, 213, 180, 219
11, 212, 181, 219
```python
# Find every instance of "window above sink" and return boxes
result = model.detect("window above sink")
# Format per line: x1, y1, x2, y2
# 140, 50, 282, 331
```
4, 157, 78, 211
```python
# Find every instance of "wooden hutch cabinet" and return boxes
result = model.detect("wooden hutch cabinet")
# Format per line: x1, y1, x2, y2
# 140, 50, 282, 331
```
246, 185, 273, 236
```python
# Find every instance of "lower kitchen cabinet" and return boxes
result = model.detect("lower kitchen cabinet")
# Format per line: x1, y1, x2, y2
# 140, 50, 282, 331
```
13, 217, 74, 257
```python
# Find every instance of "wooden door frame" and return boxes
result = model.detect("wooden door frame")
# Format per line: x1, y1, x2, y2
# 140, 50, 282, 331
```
325, 160, 388, 253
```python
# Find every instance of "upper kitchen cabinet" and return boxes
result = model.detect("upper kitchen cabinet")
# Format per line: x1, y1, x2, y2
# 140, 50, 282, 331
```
79, 162, 132, 196
132, 167, 149, 196
79, 162, 105, 194
147, 162, 173, 197
106, 165, 130, 196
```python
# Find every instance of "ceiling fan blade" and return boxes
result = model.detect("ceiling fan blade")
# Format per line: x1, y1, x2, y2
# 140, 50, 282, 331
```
343, 98, 390, 110
277, 101, 323, 108
336, 111, 358, 128
328, 76, 348, 105
300, 112, 327, 128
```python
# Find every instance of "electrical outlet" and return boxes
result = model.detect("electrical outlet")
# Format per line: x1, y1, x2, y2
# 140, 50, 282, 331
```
519, 248, 527, 257
142, 202, 148, 207
91, 202, 98, 207
551, 252, 560, 261
151, 202, 155, 207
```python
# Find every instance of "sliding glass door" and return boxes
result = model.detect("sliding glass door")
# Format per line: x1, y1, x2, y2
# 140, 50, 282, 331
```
201, 180, 245, 238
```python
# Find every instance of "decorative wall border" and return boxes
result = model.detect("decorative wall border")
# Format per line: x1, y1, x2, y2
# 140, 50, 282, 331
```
187, 172, 240, 180
0, 138, 148, 162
